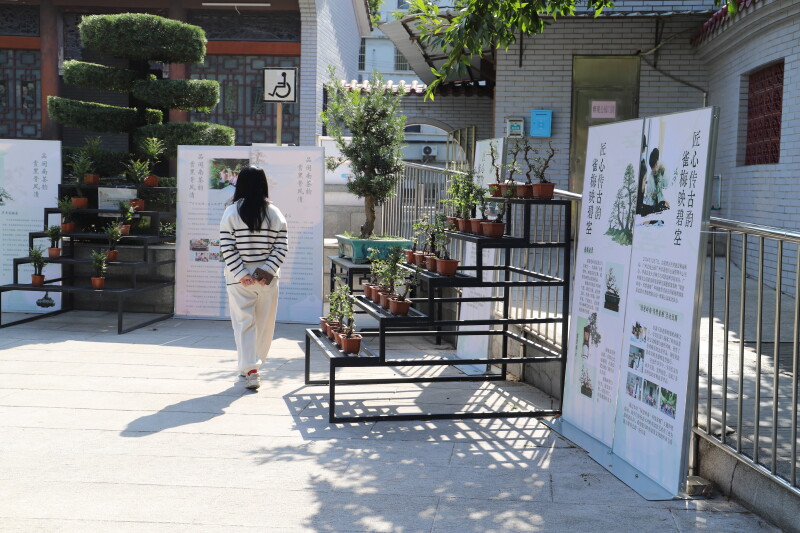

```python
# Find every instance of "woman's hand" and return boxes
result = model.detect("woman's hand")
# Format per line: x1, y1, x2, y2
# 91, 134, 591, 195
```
240, 274, 257, 287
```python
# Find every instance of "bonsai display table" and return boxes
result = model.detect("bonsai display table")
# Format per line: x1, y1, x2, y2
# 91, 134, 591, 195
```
328, 254, 371, 294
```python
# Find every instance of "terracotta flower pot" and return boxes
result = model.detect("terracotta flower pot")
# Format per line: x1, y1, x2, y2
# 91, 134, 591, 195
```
328, 325, 339, 341
481, 222, 505, 238
106, 249, 119, 262
60, 222, 75, 234
426, 256, 438, 273
144, 175, 159, 187
319, 317, 328, 334
90, 277, 105, 290
499, 183, 517, 198
389, 298, 411, 316
455, 218, 469, 232
469, 218, 483, 234
48, 247, 61, 260
404, 249, 415, 263
532, 182, 555, 200
119, 224, 131, 236
445, 216, 458, 230
517, 183, 534, 199
436, 258, 460, 276
488, 183, 502, 197
31, 274, 45, 287
71, 197, 88, 209
130, 199, 145, 211
83, 173, 100, 186
340, 334, 362, 355
334, 330, 343, 348
413, 252, 427, 268
379, 291, 394, 309
363, 285, 374, 301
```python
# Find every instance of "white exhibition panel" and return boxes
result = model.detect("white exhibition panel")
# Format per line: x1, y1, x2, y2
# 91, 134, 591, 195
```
0, 139, 62, 313
561, 108, 717, 497
175, 145, 323, 323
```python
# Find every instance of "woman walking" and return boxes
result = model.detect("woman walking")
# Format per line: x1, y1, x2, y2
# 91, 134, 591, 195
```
219, 167, 288, 390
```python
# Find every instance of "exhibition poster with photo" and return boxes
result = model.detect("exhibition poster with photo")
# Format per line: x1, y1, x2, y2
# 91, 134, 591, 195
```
175, 145, 324, 323
0, 139, 62, 313
612, 107, 715, 495
175, 145, 251, 319
562, 119, 642, 446
250, 145, 323, 323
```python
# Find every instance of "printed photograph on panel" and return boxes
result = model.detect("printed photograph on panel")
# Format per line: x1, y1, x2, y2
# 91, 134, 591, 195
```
209, 158, 248, 190
642, 380, 660, 408
628, 345, 645, 371
603, 262, 624, 312
605, 163, 636, 245
660, 387, 678, 419
631, 320, 648, 343
626, 372, 643, 401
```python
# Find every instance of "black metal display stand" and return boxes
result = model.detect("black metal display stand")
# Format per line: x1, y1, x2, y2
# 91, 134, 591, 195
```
306, 199, 572, 423
0, 187, 176, 334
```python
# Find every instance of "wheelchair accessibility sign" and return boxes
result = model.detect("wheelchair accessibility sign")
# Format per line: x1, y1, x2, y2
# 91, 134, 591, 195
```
263, 68, 297, 103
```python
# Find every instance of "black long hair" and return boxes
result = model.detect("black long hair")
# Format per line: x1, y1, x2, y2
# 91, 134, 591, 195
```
232, 167, 270, 231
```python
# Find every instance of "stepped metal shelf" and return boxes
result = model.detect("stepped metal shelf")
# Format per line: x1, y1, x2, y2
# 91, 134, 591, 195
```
306, 198, 572, 423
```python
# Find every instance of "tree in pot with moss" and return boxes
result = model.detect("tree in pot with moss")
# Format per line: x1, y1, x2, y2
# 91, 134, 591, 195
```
46, 225, 62, 259
321, 69, 411, 262
29, 246, 47, 287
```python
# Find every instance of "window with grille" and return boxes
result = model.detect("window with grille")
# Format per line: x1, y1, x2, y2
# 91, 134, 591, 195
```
397, 0, 410, 8
358, 38, 365, 71
745, 61, 783, 165
394, 46, 410, 71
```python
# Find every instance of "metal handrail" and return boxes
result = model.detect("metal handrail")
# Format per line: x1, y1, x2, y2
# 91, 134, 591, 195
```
708, 217, 800, 245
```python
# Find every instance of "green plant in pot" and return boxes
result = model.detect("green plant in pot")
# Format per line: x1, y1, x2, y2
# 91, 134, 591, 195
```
139, 136, 165, 187
66, 151, 91, 208
58, 196, 76, 234
90, 249, 107, 290
411, 216, 433, 266
29, 246, 47, 286
376, 246, 405, 308
105, 223, 122, 262
389, 264, 421, 316
433, 223, 460, 276
321, 68, 411, 262
481, 198, 509, 238
80, 136, 102, 185
487, 140, 503, 197
501, 140, 522, 198
327, 284, 351, 341
118, 200, 135, 235
46, 225, 62, 259
532, 141, 557, 200
518, 137, 536, 198
469, 185, 488, 234
339, 296, 362, 354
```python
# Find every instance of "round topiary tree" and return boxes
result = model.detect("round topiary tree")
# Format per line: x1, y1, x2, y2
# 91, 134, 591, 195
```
48, 13, 233, 156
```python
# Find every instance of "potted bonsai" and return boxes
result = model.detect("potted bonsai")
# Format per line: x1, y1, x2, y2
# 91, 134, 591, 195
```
339, 304, 362, 355
321, 69, 411, 263
481, 198, 509, 238
90, 249, 107, 290
411, 216, 432, 267
140, 137, 165, 187
433, 226, 459, 276
469, 185, 487, 234
604, 268, 620, 312
105, 223, 122, 262
532, 141, 557, 200
379, 246, 405, 308
124, 159, 149, 210
29, 246, 47, 286
80, 136, 102, 185
500, 141, 522, 198
487, 140, 503, 197
118, 200, 135, 235
389, 264, 420, 316
517, 137, 535, 199
58, 196, 76, 234
66, 151, 90, 208
46, 225, 62, 259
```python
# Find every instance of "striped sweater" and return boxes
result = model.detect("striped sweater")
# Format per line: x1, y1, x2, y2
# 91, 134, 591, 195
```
219, 200, 288, 283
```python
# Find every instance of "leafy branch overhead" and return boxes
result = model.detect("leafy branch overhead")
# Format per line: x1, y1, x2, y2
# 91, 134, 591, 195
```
406, 0, 740, 97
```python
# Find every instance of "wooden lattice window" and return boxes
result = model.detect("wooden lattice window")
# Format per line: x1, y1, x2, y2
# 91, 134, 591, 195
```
745, 62, 783, 165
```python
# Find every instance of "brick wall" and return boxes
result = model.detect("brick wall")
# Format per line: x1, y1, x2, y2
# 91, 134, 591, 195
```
401, 93, 494, 143
493, 15, 710, 190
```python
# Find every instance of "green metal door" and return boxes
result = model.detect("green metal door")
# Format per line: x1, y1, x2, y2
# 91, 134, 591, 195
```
569, 56, 640, 193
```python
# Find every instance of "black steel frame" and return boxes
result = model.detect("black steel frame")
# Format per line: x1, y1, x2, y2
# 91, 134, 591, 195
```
306, 199, 572, 423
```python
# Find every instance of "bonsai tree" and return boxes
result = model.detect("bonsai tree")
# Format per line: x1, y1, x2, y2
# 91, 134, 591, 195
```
57, 196, 75, 224
91, 249, 107, 278
139, 137, 165, 176
519, 137, 536, 185
66, 151, 92, 197
29, 246, 47, 277
106, 223, 122, 252
397, 264, 421, 302
118, 200, 135, 225
532, 141, 556, 183
321, 69, 406, 238
605, 163, 636, 246
46, 225, 61, 249
505, 140, 522, 185
124, 158, 150, 186
488, 140, 503, 192
48, 13, 233, 156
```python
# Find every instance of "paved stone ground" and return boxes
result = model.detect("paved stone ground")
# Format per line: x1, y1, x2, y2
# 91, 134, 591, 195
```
0, 311, 782, 532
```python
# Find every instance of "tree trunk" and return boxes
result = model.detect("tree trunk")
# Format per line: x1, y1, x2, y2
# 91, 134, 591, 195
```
361, 194, 376, 239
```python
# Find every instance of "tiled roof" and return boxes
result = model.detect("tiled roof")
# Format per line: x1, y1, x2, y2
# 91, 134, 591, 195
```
691, 0, 764, 45
341, 79, 492, 97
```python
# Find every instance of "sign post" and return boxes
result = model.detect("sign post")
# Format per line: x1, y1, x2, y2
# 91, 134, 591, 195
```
263, 67, 298, 146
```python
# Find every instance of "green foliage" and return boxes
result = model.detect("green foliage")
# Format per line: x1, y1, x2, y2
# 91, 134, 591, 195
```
445, 171, 480, 219
79, 13, 207, 64
46, 225, 61, 248
63, 146, 129, 178
124, 159, 150, 185
105, 223, 122, 250
131, 79, 219, 112
57, 196, 75, 223
29, 246, 47, 276
48, 96, 162, 134
321, 69, 406, 239
367, 0, 384, 25
118, 201, 134, 224
138, 137, 165, 174
67, 150, 93, 178
371, 246, 405, 294
135, 122, 235, 158
62, 60, 138, 92
327, 284, 351, 323
159, 221, 176, 238
90, 249, 107, 278
158, 177, 177, 188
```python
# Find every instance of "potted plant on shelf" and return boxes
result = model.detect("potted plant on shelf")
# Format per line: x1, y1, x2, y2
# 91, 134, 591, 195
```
364, 247, 386, 301
517, 137, 535, 199
389, 264, 420, 316
105, 223, 122, 262
481, 198, 509, 238
90, 249, 107, 290
378, 246, 405, 308
433, 226, 460, 276
46, 225, 62, 259
118, 200, 134, 235
339, 300, 362, 355
532, 141, 557, 200
487, 140, 503, 197
29, 246, 47, 286
124, 159, 149, 210
139, 137, 165, 187
469, 185, 487, 234
500, 141, 522, 198
58, 196, 76, 234
324, 284, 348, 339
80, 136, 102, 185
321, 69, 411, 263
66, 152, 91, 208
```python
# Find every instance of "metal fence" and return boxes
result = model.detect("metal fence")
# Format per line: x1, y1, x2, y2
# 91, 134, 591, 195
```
380, 161, 800, 497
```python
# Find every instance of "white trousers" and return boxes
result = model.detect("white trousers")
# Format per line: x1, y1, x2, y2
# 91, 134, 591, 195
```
226, 279, 279, 374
